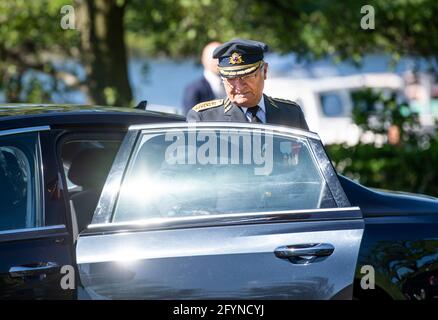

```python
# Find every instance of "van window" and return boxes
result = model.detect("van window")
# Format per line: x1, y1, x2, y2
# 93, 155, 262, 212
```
320, 92, 344, 117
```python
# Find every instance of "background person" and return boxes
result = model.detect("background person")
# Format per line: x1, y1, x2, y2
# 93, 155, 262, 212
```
182, 41, 226, 115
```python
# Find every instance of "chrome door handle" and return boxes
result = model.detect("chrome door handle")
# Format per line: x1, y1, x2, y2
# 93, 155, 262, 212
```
274, 243, 334, 264
9, 262, 60, 278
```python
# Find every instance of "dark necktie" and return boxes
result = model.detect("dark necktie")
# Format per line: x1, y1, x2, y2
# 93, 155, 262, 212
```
247, 106, 261, 123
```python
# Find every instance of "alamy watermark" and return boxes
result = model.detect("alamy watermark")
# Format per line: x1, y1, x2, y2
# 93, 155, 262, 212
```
361, 5, 375, 30
360, 265, 375, 290
164, 128, 274, 175
60, 5, 76, 30
60, 264, 75, 290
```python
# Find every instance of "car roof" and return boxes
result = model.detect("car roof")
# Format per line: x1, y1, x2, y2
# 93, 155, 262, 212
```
0, 104, 185, 130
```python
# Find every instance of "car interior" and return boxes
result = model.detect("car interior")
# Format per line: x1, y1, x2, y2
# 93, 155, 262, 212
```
60, 133, 124, 239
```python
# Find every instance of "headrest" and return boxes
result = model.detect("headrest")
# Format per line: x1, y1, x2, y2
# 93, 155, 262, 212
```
68, 148, 117, 188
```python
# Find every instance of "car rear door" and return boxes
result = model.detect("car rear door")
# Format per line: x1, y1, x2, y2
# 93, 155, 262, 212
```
76, 123, 364, 299
0, 127, 75, 299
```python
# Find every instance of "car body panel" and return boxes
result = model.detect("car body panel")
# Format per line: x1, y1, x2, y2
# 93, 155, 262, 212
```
339, 175, 438, 217
77, 217, 363, 299
0, 225, 74, 299
354, 214, 438, 300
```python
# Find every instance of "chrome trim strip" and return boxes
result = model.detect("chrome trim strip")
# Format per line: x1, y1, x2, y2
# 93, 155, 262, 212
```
128, 122, 320, 140
0, 224, 66, 236
91, 130, 140, 224
309, 139, 351, 207
0, 125, 50, 137
88, 207, 361, 230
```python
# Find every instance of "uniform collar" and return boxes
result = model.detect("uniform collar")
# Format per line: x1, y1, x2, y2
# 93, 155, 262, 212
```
238, 95, 266, 123
238, 95, 266, 114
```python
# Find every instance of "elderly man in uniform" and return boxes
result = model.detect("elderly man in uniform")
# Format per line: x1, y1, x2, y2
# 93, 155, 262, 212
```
186, 39, 309, 130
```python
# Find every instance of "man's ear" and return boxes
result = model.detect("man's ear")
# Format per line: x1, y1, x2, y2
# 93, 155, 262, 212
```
263, 63, 269, 80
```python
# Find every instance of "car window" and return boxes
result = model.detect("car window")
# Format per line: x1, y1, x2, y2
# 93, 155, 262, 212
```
112, 129, 336, 223
320, 92, 344, 117
0, 132, 42, 231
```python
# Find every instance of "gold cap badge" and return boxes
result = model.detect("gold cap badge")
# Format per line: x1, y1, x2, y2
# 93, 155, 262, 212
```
229, 52, 244, 65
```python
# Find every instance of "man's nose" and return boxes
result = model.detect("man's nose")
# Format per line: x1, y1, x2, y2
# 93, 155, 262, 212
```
230, 80, 245, 91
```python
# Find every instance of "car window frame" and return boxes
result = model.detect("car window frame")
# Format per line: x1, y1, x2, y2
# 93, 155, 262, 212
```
88, 122, 357, 232
0, 125, 67, 242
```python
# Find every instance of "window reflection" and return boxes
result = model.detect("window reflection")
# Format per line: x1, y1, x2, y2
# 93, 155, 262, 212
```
0, 133, 39, 231
113, 130, 336, 223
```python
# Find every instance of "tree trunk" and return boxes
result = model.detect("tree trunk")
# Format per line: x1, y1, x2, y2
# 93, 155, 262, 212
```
77, 0, 132, 106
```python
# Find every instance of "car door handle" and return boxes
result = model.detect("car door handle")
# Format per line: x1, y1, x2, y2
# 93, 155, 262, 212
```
9, 262, 60, 278
274, 243, 335, 264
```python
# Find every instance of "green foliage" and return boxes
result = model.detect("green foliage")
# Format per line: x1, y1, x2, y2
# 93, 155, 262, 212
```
351, 89, 423, 144
2, 0, 438, 105
327, 91, 438, 196
328, 137, 438, 196
0, 0, 78, 102
273, 0, 438, 64
125, 0, 323, 58
125, 0, 438, 67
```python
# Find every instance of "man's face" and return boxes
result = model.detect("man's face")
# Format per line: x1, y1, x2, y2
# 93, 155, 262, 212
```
222, 63, 268, 107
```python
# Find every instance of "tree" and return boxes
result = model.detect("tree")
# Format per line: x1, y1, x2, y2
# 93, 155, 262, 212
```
0, 0, 75, 102
77, 0, 132, 105
125, 0, 438, 71
2, 0, 438, 105
0, 0, 132, 106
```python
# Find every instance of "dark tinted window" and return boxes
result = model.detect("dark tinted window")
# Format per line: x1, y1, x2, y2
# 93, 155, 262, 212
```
0, 132, 41, 231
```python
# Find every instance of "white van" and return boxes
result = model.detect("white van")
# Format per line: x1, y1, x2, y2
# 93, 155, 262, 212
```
264, 73, 404, 145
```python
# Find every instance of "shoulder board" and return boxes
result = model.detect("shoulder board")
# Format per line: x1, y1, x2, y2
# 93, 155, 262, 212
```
192, 99, 224, 112
270, 96, 297, 105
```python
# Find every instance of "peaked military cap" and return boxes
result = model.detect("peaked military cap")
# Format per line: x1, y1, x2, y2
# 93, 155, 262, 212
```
213, 39, 268, 78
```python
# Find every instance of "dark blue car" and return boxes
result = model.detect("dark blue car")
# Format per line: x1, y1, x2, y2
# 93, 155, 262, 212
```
0, 104, 437, 300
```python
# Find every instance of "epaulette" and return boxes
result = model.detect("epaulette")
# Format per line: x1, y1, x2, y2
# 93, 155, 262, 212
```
192, 99, 224, 112
268, 96, 299, 110
270, 96, 296, 105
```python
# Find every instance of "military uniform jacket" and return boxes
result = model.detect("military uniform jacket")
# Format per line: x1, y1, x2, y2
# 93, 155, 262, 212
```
186, 94, 309, 130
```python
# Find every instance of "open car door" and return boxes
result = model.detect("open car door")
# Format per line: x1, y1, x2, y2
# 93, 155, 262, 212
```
76, 122, 364, 299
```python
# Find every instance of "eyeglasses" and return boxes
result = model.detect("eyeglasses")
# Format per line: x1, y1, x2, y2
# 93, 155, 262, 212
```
221, 65, 264, 86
